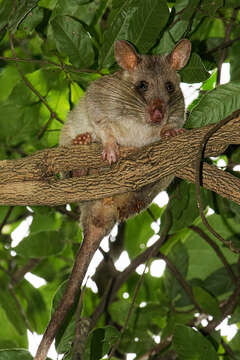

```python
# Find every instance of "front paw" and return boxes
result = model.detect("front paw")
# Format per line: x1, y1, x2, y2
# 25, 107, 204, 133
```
102, 142, 120, 165
72, 132, 92, 145
160, 127, 185, 138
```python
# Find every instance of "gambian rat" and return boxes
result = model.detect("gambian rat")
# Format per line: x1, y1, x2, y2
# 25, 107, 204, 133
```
60, 39, 191, 265
60, 37, 191, 322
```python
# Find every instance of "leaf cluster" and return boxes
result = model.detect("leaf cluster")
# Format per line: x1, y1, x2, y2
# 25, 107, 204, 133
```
0, 0, 240, 359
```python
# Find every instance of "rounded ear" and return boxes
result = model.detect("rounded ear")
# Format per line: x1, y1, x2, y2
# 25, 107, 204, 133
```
114, 40, 140, 71
169, 39, 191, 70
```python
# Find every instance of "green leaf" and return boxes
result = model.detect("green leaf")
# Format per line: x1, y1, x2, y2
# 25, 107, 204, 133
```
0, 103, 41, 146
230, 40, 240, 81
84, 326, 120, 360
127, 0, 169, 53
0, 307, 28, 349
8, 0, 39, 33
223, 0, 240, 7
0, 289, 26, 335
163, 182, 207, 233
0, 350, 33, 360
0, 65, 21, 102
54, 0, 104, 26
19, 6, 44, 32
124, 207, 154, 259
200, 0, 224, 16
51, 15, 94, 68
15, 231, 65, 258
173, 324, 218, 360
0, 0, 13, 31
109, 300, 135, 328
180, 53, 210, 83
153, 31, 175, 54
100, 0, 169, 67
229, 330, 240, 355
19, 280, 48, 333
99, 0, 137, 67
38, 0, 58, 9
186, 214, 238, 281
186, 82, 240, 128
90, 328, 105, 359
30, 212, 61, 234
204, 265, 236, 297
192, 287, 221, 319
201, 70, 217, 91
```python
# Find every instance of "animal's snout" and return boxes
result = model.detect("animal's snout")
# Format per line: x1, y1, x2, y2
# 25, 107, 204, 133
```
148, 99, 166, 123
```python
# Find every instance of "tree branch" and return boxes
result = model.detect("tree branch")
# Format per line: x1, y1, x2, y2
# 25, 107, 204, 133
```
0, 115, 240, 206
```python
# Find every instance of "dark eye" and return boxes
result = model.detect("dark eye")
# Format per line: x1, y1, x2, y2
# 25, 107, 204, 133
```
136, 80, 148, 92
165, 81, 175, 93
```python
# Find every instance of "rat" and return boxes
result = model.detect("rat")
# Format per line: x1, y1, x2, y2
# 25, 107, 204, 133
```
35, 39, 191, 360
59, 38, 191, 265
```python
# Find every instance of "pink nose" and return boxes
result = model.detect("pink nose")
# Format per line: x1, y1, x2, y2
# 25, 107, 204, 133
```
149, 99, 165, 123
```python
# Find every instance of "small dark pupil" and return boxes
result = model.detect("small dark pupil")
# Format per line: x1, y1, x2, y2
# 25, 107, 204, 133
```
166, 81, 174, 93
137, 81, 148, 91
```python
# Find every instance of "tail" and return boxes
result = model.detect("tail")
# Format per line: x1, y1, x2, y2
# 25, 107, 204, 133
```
34, 199, 117, 360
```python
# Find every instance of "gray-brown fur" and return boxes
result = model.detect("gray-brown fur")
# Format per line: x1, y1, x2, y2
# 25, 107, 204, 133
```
59, 39, 191, 292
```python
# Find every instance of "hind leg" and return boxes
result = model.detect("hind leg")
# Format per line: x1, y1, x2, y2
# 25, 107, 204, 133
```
75, 198, 118, 283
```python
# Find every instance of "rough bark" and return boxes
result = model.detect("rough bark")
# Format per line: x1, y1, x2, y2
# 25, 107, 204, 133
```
0, 116, 240, 206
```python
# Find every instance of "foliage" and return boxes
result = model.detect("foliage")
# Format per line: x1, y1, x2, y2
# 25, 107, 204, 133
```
0, 0, 240, 359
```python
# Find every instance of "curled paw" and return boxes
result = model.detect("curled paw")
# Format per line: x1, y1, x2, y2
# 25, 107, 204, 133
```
72, 132, 92, 145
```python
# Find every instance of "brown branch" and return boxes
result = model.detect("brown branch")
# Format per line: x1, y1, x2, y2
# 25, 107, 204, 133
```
0, 115, 240, 206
